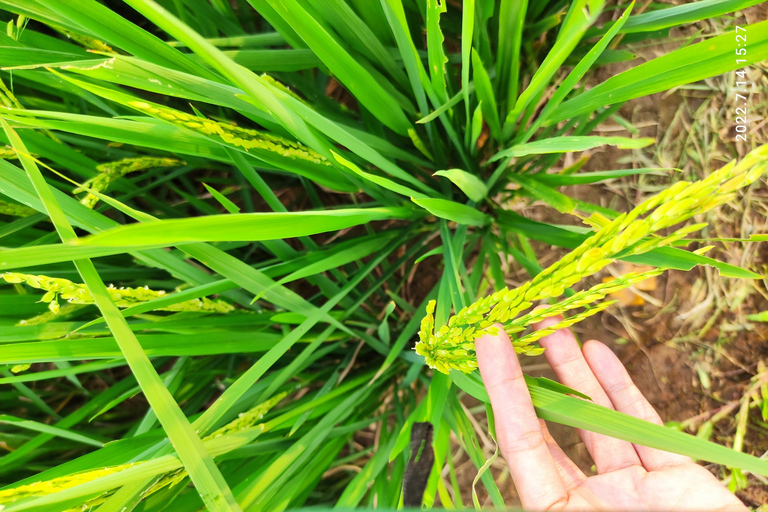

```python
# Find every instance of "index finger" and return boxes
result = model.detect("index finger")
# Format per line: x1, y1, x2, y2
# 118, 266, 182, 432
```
476, 326, 568, 510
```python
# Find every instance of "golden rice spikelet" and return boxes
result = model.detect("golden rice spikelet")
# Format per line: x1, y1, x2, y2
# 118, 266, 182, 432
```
260, 74, 306, 104
74, 157, 179, 209
0, 145, 20, 159
416, 145, 768, 374
1, 272, 234, 314
127, 100, 328, 165
0, 199, 37, 217
59, 30, 113, 52
0, 463, 134, 503
204, 392, 287, 440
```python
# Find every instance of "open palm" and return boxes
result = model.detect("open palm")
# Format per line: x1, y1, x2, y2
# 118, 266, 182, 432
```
475, 315, 747, 511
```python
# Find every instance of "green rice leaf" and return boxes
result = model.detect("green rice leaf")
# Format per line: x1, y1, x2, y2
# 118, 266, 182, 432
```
0, 415, 105, 447
525, 2, 634, 140
247, 0, 411, 135
451, 371, 768, 477
496, 0, 527, 116
490, 136, 654, 162
433, 169, 487, 202
507, 173, 577, 213
470, 49, 500, 140
71, 208, 411, 247
411, 197, 489, 227
608, 0, 765, 35
530, 168, 670, 187
503, 0, 603, 137
461, 0, 475, 133
426, 0, 449, 104
40, 0, 220, 81
202, 183, 241, 213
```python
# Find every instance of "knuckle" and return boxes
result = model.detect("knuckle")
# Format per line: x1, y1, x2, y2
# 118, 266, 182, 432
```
500, 428, 546, 455
485, 373, 525, 394
604, 377, 635, 398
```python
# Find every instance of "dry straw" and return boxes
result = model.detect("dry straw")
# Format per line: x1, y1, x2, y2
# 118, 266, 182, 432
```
417, 145, 768, 374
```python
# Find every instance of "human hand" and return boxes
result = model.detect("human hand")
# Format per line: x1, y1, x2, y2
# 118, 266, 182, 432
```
475, 315, 748, 511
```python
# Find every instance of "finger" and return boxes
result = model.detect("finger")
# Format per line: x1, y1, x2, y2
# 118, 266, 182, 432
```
583, 340, 692, 470
535, 314, 643, 473
476, 326, 568, 510
540, 420, 587, 490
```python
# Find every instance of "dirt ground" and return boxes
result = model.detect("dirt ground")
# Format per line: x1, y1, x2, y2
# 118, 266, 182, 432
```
456, 3, 768, 509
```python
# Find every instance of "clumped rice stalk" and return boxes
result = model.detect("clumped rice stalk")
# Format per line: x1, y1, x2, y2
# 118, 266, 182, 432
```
417, 146, 768, 374
74, 156, 180, 208
3, 1, 768, 508
0, 272, 234, 315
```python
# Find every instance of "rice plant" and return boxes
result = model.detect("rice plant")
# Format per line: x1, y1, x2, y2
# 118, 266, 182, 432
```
0, 1, 767, 511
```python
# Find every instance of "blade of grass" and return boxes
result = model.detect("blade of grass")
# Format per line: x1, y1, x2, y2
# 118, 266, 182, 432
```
530, 167, 669, 186
0, 415, 105, 447
69, 207, 410, 247
598, 0, 765, 35
411, 197, 489, 227
496, 0, 527, 117
489, 135, 654, 162
470, 49, 500, 140
426, 0, 448, 104
461, 0, 474, 143
39, 0, 220, 81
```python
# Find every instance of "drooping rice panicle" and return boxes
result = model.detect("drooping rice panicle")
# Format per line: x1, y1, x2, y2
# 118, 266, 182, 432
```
504, 269, 664, 336
1, 76, 61, 143
259, 74, 305, 104
127, 99, 328, 165
17, 303, 87, 326
0, 198, 37, 217
74, 156, 179, 208
1, 145, 19, 159
58, 30, 114, 52
0, 272, 234, 314
0, 463, 135, 504
203, 392, 286, 440
0, 77, 23, 110
417, 146, 768, 374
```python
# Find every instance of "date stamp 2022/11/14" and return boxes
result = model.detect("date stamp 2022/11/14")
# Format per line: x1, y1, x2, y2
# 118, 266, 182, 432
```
734, 26, 749, 143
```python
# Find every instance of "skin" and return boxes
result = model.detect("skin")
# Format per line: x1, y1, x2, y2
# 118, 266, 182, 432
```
475, 314, 749, 512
